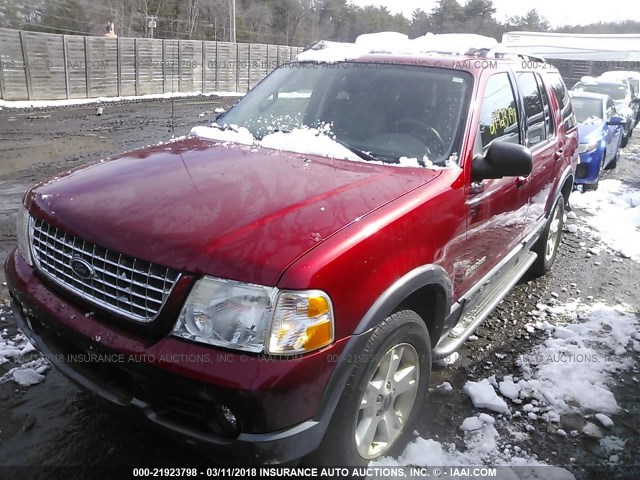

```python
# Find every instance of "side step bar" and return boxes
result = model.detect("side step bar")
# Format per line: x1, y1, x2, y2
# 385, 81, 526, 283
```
432, 251, 538, 359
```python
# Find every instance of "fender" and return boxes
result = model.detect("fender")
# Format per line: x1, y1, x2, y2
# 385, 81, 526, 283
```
550, 163, 575, 213
354, 263, 453, 335
312, 263, 453, 433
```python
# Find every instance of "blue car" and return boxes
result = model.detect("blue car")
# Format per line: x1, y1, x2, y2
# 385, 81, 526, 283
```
569, 91, 625, 190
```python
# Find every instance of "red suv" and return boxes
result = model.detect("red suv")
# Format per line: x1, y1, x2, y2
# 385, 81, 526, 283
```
5, 46, 577, 465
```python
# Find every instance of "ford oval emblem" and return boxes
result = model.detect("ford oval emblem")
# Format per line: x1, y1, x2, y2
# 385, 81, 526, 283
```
70, 257, 95, 280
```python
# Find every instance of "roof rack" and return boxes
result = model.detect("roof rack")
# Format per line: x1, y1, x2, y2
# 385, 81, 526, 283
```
466, 48, 546, 63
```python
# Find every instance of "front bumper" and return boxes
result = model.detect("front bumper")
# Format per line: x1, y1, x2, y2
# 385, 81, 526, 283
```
5, 249, 355, 464
574, 148, 604, 184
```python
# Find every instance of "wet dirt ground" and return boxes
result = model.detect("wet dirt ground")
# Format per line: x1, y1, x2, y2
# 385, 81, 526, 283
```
0, 100, 638, 478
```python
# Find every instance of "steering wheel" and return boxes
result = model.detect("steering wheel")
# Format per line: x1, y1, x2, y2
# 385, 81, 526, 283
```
390, 119, 446, 157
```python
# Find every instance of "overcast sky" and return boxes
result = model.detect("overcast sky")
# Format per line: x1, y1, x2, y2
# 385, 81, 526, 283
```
349, 0, 639, 27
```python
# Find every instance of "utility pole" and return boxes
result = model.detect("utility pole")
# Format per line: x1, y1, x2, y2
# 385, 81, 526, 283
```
147, 15, 157, 38
229, 0, 236, 43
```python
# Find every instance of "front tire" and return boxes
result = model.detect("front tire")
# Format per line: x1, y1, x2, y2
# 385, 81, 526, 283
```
606, 147, 619, 170
307, 310, 431, 465
530, 194, 565, 275
621, 130, 630, 148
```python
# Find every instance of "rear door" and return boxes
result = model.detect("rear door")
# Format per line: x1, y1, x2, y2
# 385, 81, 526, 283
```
516, 71, 559, 239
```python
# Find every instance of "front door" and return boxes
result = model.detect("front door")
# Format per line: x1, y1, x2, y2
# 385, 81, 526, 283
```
455, 72, 528, 298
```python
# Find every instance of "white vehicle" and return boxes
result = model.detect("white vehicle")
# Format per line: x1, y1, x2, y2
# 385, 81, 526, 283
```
599, 71, 640, 125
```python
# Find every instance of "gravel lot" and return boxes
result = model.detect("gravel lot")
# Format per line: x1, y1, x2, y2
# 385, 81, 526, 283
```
0, 99, 638, 479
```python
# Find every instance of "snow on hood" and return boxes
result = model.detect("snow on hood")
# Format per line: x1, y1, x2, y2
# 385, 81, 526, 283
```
260, 128, 360, 161
580, 116, 604, 126
190, 125, 254, 145
296, 32, 499, 63
190, 124, 450, 168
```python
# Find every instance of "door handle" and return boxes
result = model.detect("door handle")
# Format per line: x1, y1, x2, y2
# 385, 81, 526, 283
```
515, 176, 529, 189
554, 148, 564, 161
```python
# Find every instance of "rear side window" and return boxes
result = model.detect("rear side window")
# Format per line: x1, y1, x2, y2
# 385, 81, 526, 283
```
516, 72, 546, 148
478, 73, 520, 151
547, 72, 577, 130
536, 73, 554, 137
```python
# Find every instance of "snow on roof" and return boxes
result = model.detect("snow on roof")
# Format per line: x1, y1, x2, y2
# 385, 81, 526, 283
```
501, 31, 640, 61
296, 32, 499, 63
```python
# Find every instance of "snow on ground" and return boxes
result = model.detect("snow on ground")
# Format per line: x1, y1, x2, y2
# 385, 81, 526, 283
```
570, 179, 640, 261
0, 325, 48, 387
378, 300, 638, 477
0, 90, 244, 110
517, 302, 637, 415
463, 379, 509, 413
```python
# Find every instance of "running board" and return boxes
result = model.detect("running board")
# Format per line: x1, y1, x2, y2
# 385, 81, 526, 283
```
433, 251, 538, 359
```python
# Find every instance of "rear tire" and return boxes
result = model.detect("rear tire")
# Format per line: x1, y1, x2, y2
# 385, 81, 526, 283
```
530, 194, 565, 275
305, 310, 431, 466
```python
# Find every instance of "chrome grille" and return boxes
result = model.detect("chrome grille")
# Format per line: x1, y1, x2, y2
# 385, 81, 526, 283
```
30, 217, 181, 323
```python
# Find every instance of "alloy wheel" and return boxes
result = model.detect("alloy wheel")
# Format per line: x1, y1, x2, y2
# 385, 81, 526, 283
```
355, 343, 420, 459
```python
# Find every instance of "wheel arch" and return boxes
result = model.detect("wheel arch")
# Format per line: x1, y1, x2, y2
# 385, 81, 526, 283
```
557, 166, 574, 210
353, 264, 452, 348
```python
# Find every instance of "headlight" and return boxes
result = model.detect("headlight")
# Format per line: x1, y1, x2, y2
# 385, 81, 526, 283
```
16, 204, 34, 267
173, 277, 277, 353
173, 277, 334, 355
578, 141, 598, 154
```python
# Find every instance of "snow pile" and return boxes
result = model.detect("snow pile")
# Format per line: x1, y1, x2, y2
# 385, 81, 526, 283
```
516, 302, 637, 415
0, 90, 244, 110
190, 125, 254, 146
570, 179, 640, 261
581, 116, 604, 125
297, 32, 498, 63
379, 301, 635, 474
378, 424, 575, 479
0, 329, 48, 387
463, 379, 509, 413
261, 128, 361, 161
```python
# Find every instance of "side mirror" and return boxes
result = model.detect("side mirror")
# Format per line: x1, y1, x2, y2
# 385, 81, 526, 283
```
471, 142, 533, 182
608, 115, 626, 126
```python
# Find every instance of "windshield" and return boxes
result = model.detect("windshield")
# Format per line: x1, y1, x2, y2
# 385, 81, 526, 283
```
218, 62, 472, 164
573, 82, 627, 101
571, 97, 603, 123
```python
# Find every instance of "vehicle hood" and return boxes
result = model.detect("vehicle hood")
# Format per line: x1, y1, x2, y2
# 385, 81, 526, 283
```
577, 122, 604, 143
27, 137, 440, 286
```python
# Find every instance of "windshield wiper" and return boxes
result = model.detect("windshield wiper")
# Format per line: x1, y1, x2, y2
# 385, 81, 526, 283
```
333, 139, 379, 162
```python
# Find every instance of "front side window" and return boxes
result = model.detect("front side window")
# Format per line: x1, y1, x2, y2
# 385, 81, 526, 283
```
219, 63, 473, 164
478, 73, 520, 151
517, 72, 547, 148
